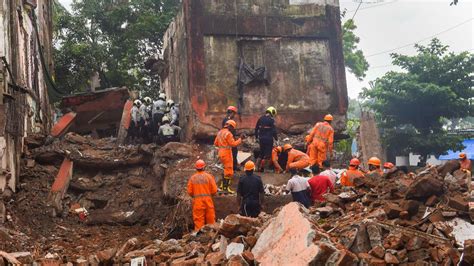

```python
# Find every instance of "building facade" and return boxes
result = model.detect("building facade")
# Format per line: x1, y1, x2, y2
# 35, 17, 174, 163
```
161, 0, 348, 140
0, 0, 53, 192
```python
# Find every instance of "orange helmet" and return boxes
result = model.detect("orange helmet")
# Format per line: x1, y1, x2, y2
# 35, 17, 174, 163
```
244, 161, 255, 171
383, 162, 395, 169
195, 159, 206, 170
324, 114, 333, 121
459, 153, 467, 159
283, 144, 293, 151
349, 158, 361, 166
227, 106, 238, 113
274, 146, 282, 153
368, 157, 381, 167
225, 120, 237, 128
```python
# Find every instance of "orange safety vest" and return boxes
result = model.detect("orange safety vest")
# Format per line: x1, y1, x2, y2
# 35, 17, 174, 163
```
214, 128, 241, 149
341, 167, 365, 187
272, 148, 282, 170
308, 122, 334, 152
287, 149, 309, 165
187, 171, 218, 199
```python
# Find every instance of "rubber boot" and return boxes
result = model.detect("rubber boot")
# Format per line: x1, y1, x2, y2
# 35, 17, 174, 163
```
255, 158, 262, 172
226, 178, 235, 194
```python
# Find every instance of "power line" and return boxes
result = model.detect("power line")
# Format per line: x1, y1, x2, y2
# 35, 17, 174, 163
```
346, 0, 398, 13
366, 18, 474, 58
351, 1, 363, 20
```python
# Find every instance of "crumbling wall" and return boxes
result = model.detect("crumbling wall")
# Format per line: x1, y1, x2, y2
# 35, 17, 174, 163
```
0, 0, 53, 191
162, 0, 348, 140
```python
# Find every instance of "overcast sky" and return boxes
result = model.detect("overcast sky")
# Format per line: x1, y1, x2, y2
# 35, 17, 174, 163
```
58, 0, 473, 99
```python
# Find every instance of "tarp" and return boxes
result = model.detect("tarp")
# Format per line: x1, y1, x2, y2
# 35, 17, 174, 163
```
439, 139, 474, 160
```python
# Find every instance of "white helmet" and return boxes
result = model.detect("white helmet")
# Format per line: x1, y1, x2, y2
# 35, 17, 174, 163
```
144, 97, 152, 104
134, 100, 142, 106
159, 93, 166, 100
167, 99, 175, 107
162, 116, 170, 123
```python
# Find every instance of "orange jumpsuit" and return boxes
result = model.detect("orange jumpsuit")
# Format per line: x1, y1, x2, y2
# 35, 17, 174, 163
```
307, 122, 334, 167
340, 167, 365, 187
461, 159, 472, 172
214, 128, 242, 179
187, 171, 218, 231
286, 149, 311, 170
272, 148, 283, 173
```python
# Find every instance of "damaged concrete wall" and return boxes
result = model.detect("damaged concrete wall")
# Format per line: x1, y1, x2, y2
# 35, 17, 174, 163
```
0, 0, 53, 192
162, 0, 348, 140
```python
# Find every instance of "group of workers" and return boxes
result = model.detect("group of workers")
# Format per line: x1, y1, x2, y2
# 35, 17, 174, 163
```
129, 93, 180, 144
187, 105, 473, 231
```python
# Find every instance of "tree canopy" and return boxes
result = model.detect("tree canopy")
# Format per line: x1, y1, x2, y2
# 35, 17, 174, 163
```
362, 38, 473, 160
342, 19, 369, 81
52, 0, 178, 100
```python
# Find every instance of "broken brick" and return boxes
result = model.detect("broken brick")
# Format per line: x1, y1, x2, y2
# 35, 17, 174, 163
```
244, 236, 257, 248
461, 239, 474, 265
241, 251, 254, 264
448, 195, 468, 212
384, 203, 403, 219
369, 246, 385, 259
406, 237, 424, 251
425, 195, 439, 206
405, 175, 444, 200
408, 249, 429, 262
384, 252, 400, 264
401, 200, 420, 216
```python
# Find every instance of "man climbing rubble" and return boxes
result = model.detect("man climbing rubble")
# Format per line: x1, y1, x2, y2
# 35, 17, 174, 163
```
129, 99, 141, 143
306, 114, 334, 167
340, 158, 365, 187
255, 107, 278, 172
214, 120, 243, 193
283, 144, 311, 171
152, 93, 167, 135
157, 116, 181, 144
187, 160, 218, 231
308, 165, 334, 203
237, 161, 265, 217
222, 106, 240, 171
286, 168, 311, 208
367, 157, 383, 178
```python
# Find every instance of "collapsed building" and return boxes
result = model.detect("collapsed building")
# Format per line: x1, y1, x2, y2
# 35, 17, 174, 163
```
160, 0, 348, 140
0, 0, 53, 192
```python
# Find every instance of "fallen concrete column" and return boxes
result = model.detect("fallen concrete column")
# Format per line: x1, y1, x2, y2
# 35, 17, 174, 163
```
47, 158, 73, 216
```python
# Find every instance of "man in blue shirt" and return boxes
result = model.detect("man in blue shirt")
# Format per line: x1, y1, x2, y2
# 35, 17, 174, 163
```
237, 161, 265, 217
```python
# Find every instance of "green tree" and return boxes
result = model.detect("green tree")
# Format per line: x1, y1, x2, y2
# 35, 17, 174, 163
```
52, 0, 178, 100
342, 19, 369, 80
362, 38, 473, 162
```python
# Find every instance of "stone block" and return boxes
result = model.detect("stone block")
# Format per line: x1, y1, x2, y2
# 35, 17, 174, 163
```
384, 203, 403, 219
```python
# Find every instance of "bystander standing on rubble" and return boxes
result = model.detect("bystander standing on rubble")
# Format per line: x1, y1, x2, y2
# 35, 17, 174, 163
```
340, 158, 365, 187
320, 160, 337, 185
157, 116, 181, 144
308, 165, 334, 203
139, 98, 150, 142
187, 160, 217, 231
214, 120, 243, 193
152, 93, 167, 137
223, 106, 240, 171
306, 114, 334, 167
286, 168, 311, 208
284, 144, 311, 171
367, 157, 383, 178
255, 107, 278, 172
129, 100, 141, 143
237, 161, 265, 217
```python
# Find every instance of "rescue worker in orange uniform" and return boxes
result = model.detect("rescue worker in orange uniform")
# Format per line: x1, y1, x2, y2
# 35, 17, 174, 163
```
283, 144, 311, 171
272, 146, 284, 173
214, 120, 242, 193
306, 114, 334, 167
367, 157, 383, 177
459, 153, 472, 172
340, 158, 365, 187
187, 160, 218, 231
223, 106, 239, 171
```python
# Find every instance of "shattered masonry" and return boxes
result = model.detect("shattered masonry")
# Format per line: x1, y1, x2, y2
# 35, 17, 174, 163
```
0, 0, 53, 192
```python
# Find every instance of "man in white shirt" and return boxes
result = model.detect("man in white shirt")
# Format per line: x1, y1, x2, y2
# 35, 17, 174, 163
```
320, 160, 337, 185
286, 169, 311, 208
